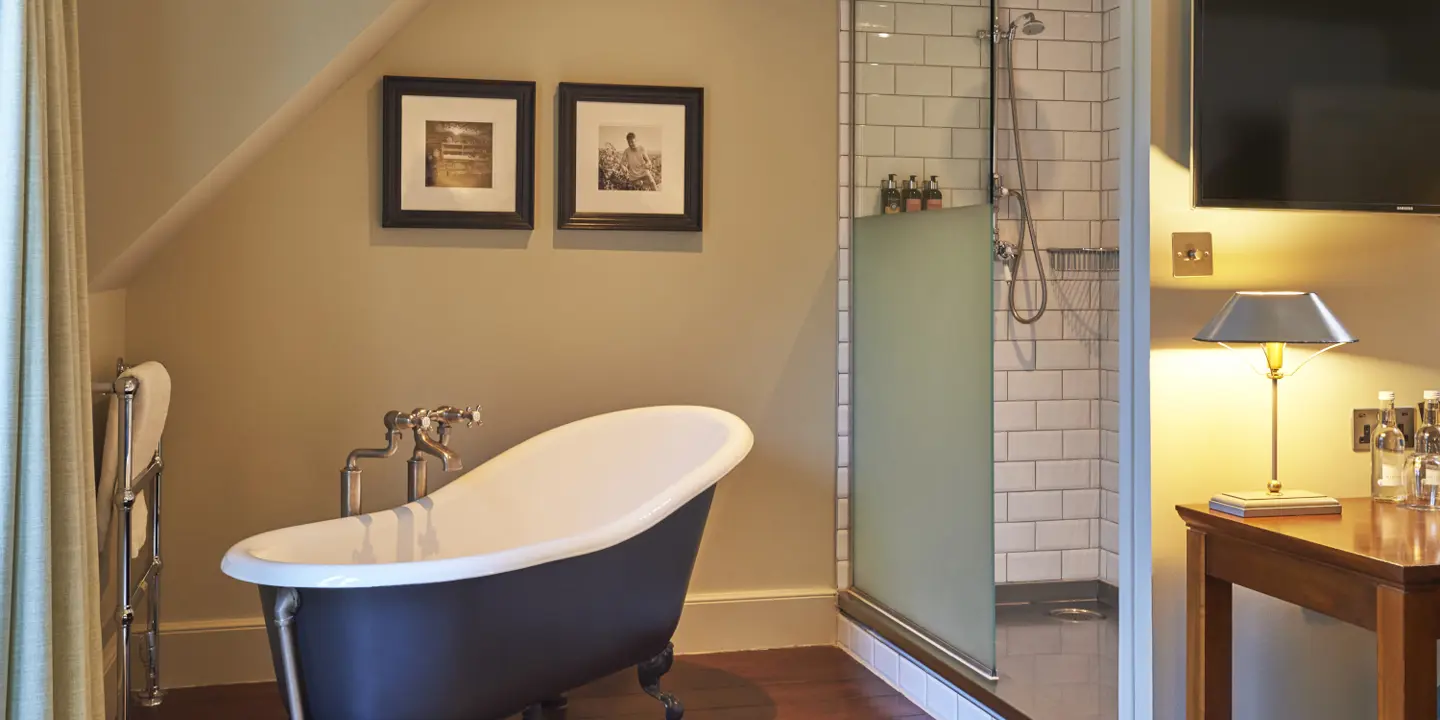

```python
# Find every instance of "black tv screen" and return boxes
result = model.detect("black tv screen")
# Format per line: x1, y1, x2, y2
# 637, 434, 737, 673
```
1195, 0, 1440, 213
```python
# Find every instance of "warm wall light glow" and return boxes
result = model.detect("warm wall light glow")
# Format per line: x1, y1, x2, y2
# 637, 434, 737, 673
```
877, 32, 890, 37
1148, 148, 1388, 289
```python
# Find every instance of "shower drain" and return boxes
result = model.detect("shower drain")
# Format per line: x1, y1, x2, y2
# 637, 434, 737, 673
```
1046, 607, 1107, 622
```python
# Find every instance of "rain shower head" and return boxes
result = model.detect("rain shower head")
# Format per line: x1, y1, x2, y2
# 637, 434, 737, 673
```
1010, 12, 1045, 36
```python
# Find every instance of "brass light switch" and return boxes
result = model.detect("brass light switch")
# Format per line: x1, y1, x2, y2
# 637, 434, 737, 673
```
1172, 232, 1214, 277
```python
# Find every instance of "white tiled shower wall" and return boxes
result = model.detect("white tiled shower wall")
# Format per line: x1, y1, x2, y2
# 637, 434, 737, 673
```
838, 614, 1002, 720
837, 0, 1121, 589
1098, 0, 1120, 586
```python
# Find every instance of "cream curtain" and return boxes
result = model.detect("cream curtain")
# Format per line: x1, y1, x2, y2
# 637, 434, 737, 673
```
0, 0, 105, 717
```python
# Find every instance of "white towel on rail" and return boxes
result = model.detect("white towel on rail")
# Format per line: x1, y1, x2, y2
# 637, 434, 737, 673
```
98, 361, 170, 559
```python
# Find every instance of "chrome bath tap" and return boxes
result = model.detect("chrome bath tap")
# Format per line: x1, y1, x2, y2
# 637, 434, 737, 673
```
340, 405, 482, 517
430, 405, 483, 456
407, 406, 480, 503
411, 425, 461, 469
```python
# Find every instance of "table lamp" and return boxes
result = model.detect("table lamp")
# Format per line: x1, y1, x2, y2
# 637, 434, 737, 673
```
1194, 291, 1358, 518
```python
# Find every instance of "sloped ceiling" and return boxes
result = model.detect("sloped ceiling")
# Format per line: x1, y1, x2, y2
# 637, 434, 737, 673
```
80, 0, 431, 290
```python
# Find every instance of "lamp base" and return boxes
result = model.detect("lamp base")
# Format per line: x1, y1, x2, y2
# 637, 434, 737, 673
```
1208, 489, 1342, 518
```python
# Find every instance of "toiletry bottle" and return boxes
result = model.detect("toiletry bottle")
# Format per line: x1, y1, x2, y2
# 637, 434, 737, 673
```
903, 175, 922, 213
922, 176, 943, 210
1373, 391, 1408, 503
881, 174, 902, 215
1408, 391, 1440, 509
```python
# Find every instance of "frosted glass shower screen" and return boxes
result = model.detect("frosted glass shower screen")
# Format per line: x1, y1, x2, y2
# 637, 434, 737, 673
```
850, 205, 996, 674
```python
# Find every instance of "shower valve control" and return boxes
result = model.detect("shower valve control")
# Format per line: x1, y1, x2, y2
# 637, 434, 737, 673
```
994, 240, 1019, 264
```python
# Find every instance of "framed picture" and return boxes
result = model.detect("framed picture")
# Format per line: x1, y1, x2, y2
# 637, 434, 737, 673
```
382, 76, 536, 229
556, 83, 704, 232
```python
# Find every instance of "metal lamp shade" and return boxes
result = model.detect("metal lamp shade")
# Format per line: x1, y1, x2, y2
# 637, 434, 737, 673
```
1194, 292, 1357, 345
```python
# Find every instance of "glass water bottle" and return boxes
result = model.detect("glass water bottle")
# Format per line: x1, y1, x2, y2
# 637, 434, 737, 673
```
1372, 391, 1408, 503
1408, 391, 1440, 510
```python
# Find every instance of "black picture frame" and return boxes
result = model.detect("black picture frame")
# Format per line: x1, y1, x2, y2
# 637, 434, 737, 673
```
556, 83, 704, 232
381, 75, 536, 230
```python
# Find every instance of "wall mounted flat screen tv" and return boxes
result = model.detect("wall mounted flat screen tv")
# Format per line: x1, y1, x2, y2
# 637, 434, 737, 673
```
1195, 0, 1440, 213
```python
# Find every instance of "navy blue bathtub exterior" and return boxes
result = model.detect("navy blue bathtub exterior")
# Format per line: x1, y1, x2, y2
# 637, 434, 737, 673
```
258, 487, 715, 720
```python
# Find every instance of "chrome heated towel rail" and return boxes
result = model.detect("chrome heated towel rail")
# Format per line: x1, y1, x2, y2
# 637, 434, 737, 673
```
92, 358, 165, 718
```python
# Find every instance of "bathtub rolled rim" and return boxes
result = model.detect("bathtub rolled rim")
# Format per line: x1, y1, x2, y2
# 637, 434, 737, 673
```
220, 405, 754, 589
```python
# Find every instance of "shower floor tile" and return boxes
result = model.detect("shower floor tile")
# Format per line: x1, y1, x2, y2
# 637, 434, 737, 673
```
132, 646, 929, 719
993, 599, 1119, 720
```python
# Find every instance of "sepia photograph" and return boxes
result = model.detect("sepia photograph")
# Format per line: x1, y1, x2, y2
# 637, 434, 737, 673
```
425, 121, 493, 188
598, 125, 661, 192
382, 76, 535, 229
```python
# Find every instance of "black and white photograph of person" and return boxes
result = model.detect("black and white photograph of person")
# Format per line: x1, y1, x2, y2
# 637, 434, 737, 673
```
598, 125, 662, 191
425, 121, 493, 188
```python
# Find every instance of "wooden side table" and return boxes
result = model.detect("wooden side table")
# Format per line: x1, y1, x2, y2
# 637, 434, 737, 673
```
1179, 498, 1440, 720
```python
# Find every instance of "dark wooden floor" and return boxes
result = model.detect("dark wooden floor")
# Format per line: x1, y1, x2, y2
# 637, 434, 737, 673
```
132, 647, 927, 720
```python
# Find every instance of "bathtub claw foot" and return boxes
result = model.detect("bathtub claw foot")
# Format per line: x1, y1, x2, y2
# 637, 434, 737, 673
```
521, 704, 545, 720
638, 643, 683, 720
540, 693, 568, 711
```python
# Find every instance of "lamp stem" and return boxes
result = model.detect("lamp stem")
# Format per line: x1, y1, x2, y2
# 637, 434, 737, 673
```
1270, 376, 1281, 494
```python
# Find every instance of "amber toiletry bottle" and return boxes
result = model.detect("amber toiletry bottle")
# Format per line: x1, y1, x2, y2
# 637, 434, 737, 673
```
922, 176, 943, 210
903, 175, 922, 212
881, 174, 902, 215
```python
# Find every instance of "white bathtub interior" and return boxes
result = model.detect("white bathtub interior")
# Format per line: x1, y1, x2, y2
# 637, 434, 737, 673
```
222, 406, 753, 589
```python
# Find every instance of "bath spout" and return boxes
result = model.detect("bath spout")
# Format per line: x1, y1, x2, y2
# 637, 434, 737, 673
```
407, 421, 465, 504
404, 406, 481, 503
412, 427, 462, 472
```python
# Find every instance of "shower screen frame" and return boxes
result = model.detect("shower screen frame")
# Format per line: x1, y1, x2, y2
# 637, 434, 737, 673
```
840, 0, 1003, 692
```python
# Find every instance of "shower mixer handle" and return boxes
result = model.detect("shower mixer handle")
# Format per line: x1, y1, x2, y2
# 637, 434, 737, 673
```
994, 240, 1019, 264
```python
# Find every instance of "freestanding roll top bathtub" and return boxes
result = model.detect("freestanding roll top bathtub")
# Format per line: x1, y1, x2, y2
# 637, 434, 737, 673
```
221, 405, 754, 720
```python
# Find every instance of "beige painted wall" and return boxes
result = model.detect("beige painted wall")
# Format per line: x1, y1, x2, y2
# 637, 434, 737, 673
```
78, 0, 402, 281
89, 290, 125, 383
1150, 0, 1440, 716
122, 0, 838, 670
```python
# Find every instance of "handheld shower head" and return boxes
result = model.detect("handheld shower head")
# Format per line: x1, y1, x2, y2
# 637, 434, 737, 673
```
1010, 12, 1045, 36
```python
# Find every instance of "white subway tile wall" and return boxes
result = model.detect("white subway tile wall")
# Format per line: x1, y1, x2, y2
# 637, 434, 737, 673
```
838, 615, 1001, 720
839, 0, 1122, 593
1099, 0, 1121, 586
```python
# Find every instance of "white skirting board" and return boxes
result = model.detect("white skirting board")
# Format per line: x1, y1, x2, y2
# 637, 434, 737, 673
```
152, 587, 838, 689
837, 614, 1001, 720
